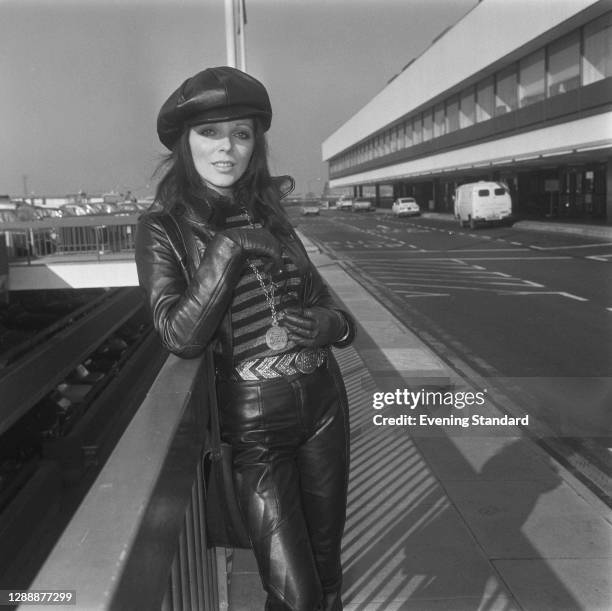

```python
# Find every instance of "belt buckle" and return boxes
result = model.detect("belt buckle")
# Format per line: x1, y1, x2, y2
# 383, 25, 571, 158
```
295, 349, 319, 374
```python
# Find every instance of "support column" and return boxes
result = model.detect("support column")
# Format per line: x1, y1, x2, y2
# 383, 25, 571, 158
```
606, 157, 612, 224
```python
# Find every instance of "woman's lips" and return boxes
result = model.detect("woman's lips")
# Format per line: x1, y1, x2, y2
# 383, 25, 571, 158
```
212, 161, 235, 169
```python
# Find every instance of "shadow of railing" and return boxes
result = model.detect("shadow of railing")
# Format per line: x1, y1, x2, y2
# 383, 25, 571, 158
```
333, 346, 583, 611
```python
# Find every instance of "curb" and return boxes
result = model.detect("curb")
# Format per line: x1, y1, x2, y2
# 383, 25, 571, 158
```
373, 208, 612, 240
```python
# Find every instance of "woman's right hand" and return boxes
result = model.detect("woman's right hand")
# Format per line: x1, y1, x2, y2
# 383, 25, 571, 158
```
222, 227, 282, 270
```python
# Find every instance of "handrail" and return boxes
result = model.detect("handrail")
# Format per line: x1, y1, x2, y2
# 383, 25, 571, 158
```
24, 351, 223, 611
1, 216, 139, 261
0, 214, 140, 231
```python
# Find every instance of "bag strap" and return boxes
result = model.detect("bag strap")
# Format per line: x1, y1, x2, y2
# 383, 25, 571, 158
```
158, 213, 223, 461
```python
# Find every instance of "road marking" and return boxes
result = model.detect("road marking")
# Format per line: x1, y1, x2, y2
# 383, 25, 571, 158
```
510, 241, 523, 246
607, 307, 612, 312
523, 280, 545, 287
558, 292, 589, 301
395, 291, 450, 298
531, 242, 612, 250
347, 255, 573, 262
449, 256, 573, 261
586, 254, 612, 262
446, 248, 531, 252
497, 290, 588, 301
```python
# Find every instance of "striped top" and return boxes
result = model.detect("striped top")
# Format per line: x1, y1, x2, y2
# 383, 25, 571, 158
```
223, 209, 302, 364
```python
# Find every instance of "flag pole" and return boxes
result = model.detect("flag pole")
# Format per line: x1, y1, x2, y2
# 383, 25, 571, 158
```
224, 0, 237, 67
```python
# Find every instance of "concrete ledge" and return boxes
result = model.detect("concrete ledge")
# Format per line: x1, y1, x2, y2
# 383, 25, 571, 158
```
512, 219, 612, 239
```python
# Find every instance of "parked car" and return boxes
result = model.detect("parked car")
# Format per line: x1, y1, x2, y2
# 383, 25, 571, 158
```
454, 181, 513, 228
301, 204, 320, 216
0, 210, 18, 223
391, 197, 421, 217
113, 202, 142, 215
336, 196, 354, 211
351, 198, 374, 212
61, 203, 89, 217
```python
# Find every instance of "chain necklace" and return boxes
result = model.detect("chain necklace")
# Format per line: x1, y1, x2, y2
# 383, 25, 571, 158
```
242, 208, 289, 352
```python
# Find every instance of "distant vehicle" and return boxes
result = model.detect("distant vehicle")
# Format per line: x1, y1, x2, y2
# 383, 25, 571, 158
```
0, 210, 18, 223
351, 198, 374, 212
86, 202, 120, 215
391, 197, 421, 217
337, 196, 354, 211
113, 202, 142, 215
301, 204, 320, 216
454, 181, 513, 228
61, 203, 89, 217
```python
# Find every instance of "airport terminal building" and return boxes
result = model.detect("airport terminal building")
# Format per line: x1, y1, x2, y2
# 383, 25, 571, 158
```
322, 0, 612, 223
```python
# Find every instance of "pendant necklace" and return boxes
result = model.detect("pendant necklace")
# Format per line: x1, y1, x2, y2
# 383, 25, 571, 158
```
249, 262, 289, 351
241, 208, 288, 352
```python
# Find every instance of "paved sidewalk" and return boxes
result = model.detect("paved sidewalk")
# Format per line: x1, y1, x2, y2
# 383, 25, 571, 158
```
228, 236, 612, 611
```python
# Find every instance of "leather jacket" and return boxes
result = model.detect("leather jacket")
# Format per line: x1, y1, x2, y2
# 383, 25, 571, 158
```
135, 176, 356, 372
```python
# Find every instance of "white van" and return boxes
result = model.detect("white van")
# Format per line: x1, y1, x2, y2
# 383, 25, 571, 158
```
454, 182, 513, 228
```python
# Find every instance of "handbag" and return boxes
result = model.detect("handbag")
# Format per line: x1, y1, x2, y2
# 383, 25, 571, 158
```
202, 347, 251, 549
157, 213, 250, 549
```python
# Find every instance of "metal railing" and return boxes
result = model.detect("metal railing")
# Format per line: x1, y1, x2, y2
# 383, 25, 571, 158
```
24, 352, 226, 611
1, 215, 140, 262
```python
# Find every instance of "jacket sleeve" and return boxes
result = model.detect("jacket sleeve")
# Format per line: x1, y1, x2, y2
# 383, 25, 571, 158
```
135, 214, 244, 358
301, 258, 357, 349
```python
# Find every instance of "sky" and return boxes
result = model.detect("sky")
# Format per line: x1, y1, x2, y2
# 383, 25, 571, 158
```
0, 0, 478, 199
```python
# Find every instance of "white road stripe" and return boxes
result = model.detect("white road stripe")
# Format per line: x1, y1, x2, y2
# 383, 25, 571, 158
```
586, 255, 612, 261
559, 292, 589, 301
529, 242, 612, 251
523, 280, 545, 287
497, 291, 588, 301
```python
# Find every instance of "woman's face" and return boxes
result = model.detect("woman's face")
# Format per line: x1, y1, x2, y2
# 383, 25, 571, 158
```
188, 118, 255, 196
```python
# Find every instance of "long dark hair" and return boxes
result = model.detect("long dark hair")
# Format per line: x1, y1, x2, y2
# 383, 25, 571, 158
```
153, 119, 291, 235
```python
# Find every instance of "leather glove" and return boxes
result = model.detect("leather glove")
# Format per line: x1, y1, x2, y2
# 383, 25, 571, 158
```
281, 306, 347, 348
222, 227, 282, 271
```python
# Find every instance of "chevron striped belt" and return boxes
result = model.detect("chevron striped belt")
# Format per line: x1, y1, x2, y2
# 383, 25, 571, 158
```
232, 348, 328, 381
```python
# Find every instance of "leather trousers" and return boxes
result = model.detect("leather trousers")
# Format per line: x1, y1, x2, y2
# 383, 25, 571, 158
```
218, 364, 349, 611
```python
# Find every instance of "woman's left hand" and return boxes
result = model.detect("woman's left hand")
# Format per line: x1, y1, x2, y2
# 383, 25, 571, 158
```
281, 306, 346, 347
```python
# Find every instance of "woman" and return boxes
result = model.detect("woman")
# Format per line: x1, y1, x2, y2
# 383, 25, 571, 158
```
135, 66, 355, 611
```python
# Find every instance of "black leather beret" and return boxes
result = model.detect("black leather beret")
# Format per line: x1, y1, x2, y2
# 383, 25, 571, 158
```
157, 66, 272, 150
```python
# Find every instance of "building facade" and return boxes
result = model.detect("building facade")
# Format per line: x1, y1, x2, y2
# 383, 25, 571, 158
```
322, 0, 612, 223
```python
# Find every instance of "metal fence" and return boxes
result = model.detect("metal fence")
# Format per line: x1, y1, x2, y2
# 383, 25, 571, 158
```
1, 215, 139, 261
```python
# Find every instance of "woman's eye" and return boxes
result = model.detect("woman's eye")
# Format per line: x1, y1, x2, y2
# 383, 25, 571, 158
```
197, 128, 215, 137
234, 130, 252, 140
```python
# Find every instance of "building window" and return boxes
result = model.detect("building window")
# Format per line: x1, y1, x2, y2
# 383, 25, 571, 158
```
583, 13, 612, 85
446, 96, 459, 132
412, 115, 422, 145
422, 110, 433, 141
404, 120, 413, 148
460, 87, 476, 127
495, 65, 518, 115
391, 127, 399, 153
433, 103, 446, 138
476, 77, 494, 122
519, 48, 546, 107
548, 31, 580, 96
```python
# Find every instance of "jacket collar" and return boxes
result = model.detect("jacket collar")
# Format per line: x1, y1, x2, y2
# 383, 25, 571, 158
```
170, 175, 295, 228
